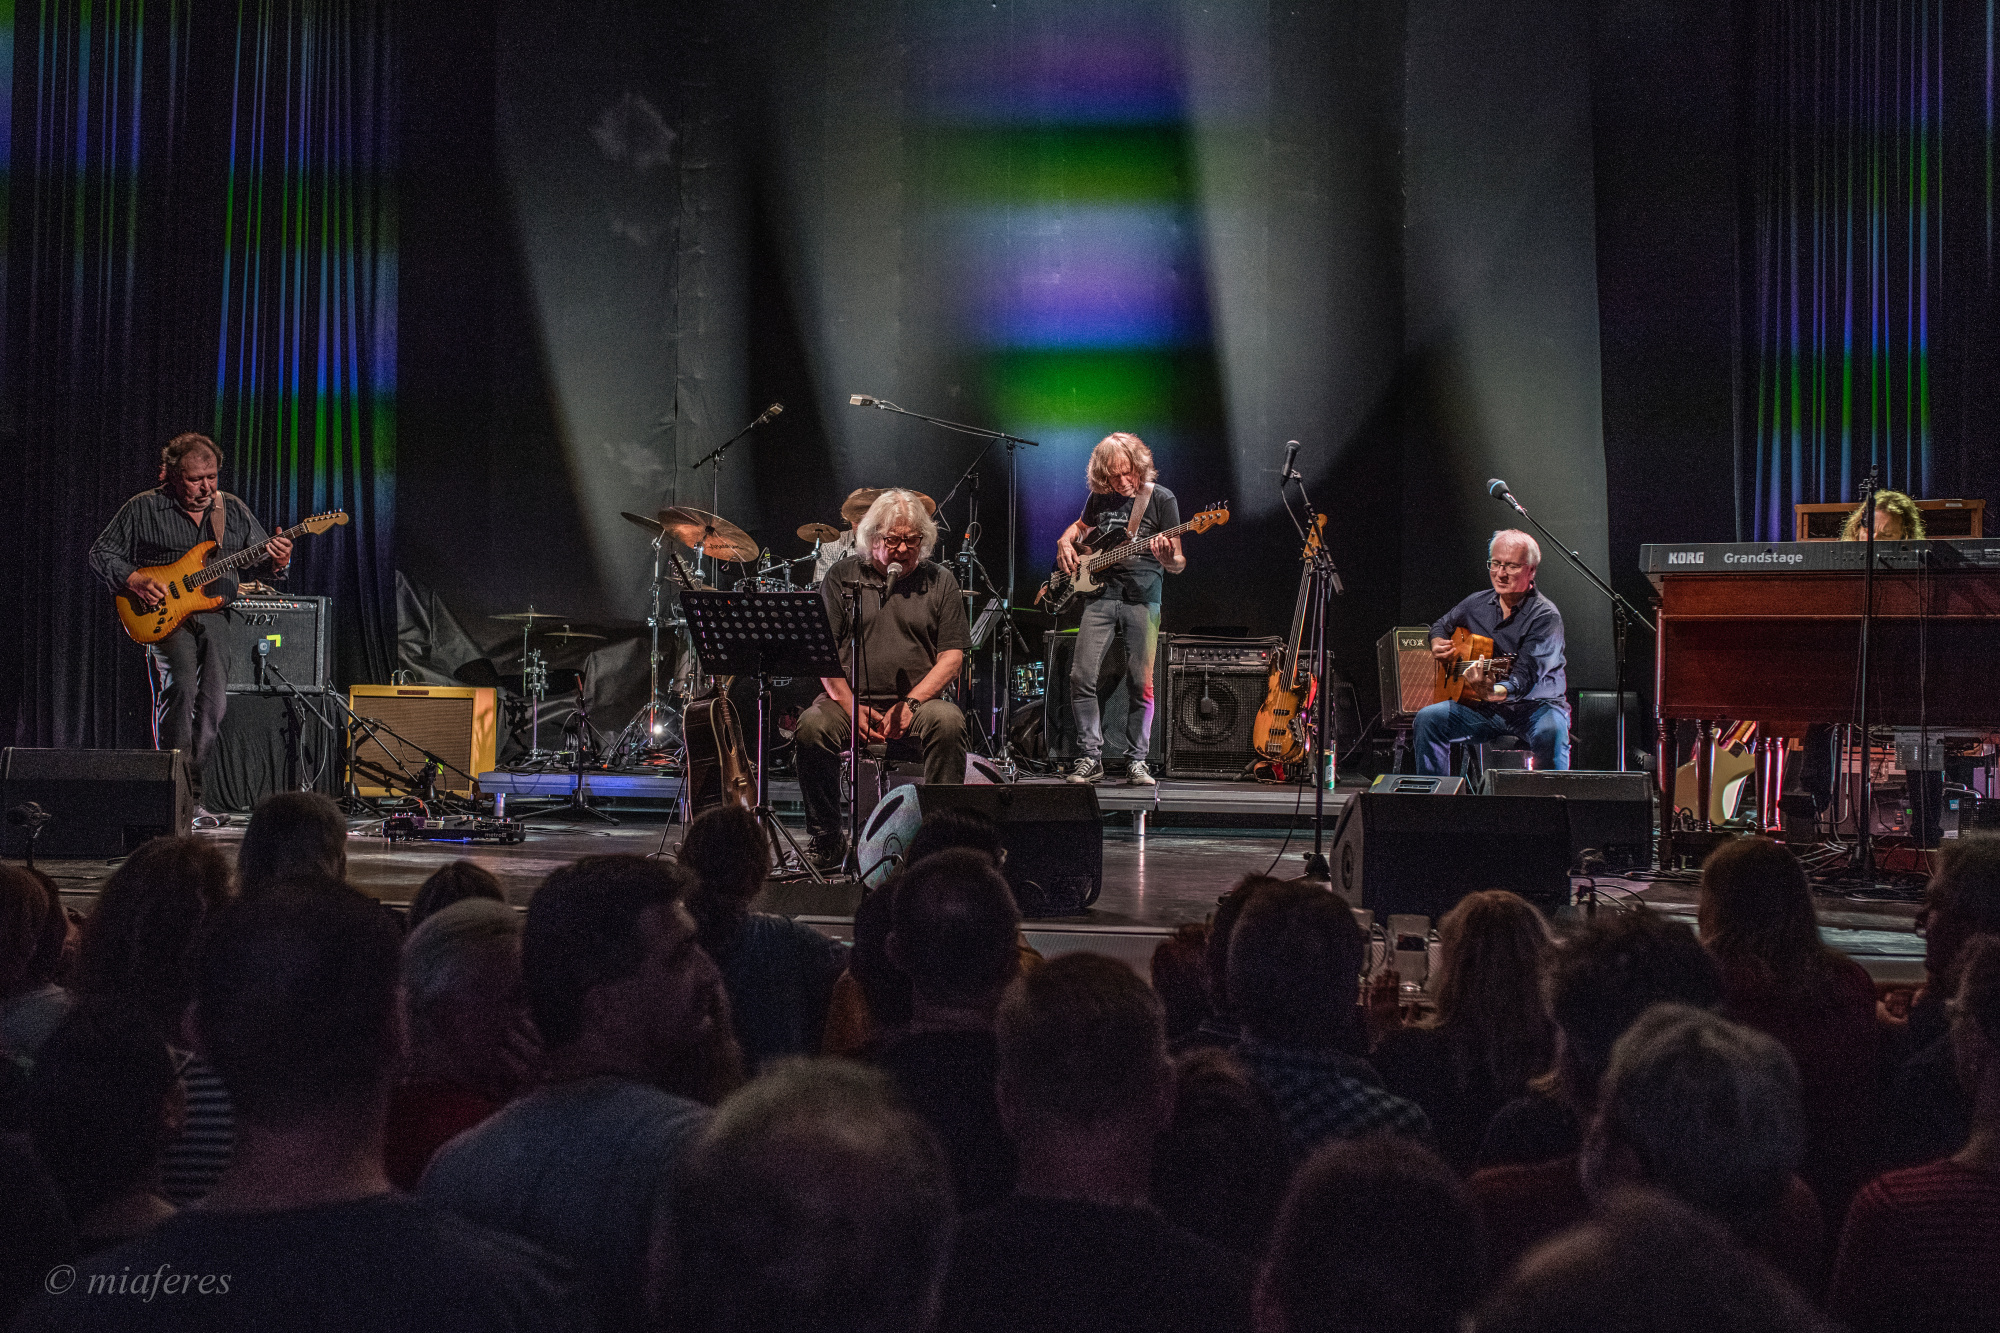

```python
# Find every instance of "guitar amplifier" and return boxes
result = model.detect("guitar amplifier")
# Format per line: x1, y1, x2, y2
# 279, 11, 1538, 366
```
1164, 637, 1280, 778
1041, 629, 1167, 768
348, 686, 497, 797
221, 597, 331, 693
1376, 627, 1438, 726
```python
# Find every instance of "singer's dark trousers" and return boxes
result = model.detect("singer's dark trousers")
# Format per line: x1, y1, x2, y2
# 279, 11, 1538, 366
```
794, 695, 966, 843
147, 618, 228, 806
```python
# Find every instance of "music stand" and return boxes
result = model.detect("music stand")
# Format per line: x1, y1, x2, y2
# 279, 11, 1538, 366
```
680, 590, 845, 881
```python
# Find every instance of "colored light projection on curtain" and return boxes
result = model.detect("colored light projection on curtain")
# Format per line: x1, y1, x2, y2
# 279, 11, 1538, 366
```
920, 1, 1219, 562
211, 0, 397, 681
1743, 0, 1944, 539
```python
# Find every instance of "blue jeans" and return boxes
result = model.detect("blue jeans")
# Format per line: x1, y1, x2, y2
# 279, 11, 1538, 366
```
1071, 598, 1160, 760
1413, 699, 1570, 775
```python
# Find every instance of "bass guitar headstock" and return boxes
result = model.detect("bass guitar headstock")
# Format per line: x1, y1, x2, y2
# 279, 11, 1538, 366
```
1187, 503, 1230, 533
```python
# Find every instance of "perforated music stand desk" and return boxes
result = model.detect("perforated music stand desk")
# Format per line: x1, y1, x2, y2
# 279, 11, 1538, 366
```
678, 590, 844, 881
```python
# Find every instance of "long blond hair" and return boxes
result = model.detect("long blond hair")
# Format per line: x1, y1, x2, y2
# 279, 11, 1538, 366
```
1085, 433, 1156, 495
1840, 489, 1926, 540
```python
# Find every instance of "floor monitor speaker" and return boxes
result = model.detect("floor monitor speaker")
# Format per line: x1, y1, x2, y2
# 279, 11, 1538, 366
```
1480, 768, 1655, 869
1331, 791, 1571, 919
2, 748, 192, 857
348, 686, 497, 796
857, 783, 1103, 917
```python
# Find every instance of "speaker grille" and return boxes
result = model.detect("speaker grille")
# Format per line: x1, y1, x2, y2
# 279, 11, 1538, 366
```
1376, 627, 1439, 726
1165, 667, 1262, 777
348, 688, 496, 795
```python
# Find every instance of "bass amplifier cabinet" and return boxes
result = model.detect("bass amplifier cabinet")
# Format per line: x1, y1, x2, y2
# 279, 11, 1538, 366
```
2, 748, 192, 857
1376, 627, 1437, 726
348, 686, 497, 797
1480, 768, 1655, 870
858, 783, 1104, 918
1330, 791, 1571, 918
1164, 637, 1281, 779
222, 597, 331, 693
1041, 629, 1166, 768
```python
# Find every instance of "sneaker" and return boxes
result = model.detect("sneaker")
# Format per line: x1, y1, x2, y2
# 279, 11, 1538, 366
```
806, 834, 849, 873
191, 806, 230, 831
1126, 760, 1157, 786
1064, 757, 1104, 785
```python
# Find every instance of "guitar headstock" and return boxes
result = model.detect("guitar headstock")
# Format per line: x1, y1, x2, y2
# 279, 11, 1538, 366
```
297, 511, 350, 535
1187, 503, 1230, 533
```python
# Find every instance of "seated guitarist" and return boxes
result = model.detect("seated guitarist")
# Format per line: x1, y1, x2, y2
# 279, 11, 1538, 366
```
1056, 433, 1184, 786
1413, 529, 1569, 775
87, 433, 293, 822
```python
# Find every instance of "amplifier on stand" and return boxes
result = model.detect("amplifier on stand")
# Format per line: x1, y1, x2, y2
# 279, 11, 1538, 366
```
1164, 637, 1280, 779
1376, 627, 1437, 727
221, 596, 331, 693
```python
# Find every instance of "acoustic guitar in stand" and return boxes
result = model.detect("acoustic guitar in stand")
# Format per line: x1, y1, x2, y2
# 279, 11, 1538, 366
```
664, 545, 755, 815
114, 511, 349, 644
1036, 504, 1230, 614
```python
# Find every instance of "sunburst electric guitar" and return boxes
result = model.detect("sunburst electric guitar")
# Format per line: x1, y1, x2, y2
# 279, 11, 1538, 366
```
114, 511, 349, 644
1252, 513, 1328, 768
1036, 504, 1230, 614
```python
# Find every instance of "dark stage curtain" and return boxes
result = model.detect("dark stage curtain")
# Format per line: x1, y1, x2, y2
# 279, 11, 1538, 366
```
3, 0, 396, 751
1742, 0, 1998, 539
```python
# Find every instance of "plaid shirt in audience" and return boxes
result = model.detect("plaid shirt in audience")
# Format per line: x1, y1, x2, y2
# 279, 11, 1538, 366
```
1233, 1037, 1432, 1156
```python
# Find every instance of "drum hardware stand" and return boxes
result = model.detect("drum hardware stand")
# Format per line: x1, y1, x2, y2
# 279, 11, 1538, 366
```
616, 525, 683, 763
524, 671, 618, 824
852, 396, 1039, 779
689, 402, 782, 587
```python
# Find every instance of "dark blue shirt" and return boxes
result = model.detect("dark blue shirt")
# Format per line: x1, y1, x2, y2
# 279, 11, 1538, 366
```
1429, 586, 1567, 706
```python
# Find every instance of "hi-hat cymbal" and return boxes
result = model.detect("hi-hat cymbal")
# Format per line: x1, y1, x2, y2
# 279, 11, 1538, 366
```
542, 627, 607, 643
797, 522, 842, 544
620, 510, 666, 534
494, 607, 568, 624
840, 488, 937, 526
656, 506, 759, 562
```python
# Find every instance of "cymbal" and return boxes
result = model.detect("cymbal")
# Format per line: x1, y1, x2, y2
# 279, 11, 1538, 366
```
494, 608, 568, 623
541, 628, 607, 643
656, 505, 759, 562
619, 510, 666, 534
840, 488, 937, 527
797, 522, 842, 544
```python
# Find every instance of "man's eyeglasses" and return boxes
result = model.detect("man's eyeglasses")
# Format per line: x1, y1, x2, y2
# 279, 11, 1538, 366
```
1487, 559, 1528, 573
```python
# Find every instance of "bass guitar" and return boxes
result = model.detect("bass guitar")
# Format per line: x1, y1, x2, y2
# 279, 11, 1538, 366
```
1036, 504, 1230, 615
1253, 513, 1328, 768
114, 511, 349, 644
1436, 627, 1515, 704
664, 546, 755, 815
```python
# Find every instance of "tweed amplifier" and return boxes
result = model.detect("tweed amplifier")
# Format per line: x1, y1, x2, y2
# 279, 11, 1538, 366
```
348, 686, 497, 797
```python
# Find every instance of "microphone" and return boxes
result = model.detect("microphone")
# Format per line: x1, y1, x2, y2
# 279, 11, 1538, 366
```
256, 639, 272, 658
1487, 477, 1527, 514
849, 394, 882, 408
884, 561, 905, 592
1281, 440, 1301, 483
757, 402, 784, 423
6, 802, 50, 830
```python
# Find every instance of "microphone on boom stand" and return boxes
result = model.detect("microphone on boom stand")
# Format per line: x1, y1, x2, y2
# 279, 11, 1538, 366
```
1486, 477, 1529, 516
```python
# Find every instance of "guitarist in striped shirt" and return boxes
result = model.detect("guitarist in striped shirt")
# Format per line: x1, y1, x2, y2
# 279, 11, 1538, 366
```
1054, 433, 1184, 786
88, 433, 292, 823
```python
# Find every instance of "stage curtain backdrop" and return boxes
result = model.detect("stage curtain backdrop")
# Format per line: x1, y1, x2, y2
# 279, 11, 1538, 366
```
1741, 0, 1999, 539
4, 0, 397, 750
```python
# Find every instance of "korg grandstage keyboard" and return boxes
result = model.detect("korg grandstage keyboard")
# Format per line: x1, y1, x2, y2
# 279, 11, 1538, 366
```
1641, 538, 2000, 582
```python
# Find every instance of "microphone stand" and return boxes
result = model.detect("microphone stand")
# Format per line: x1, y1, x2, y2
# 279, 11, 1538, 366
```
851, 398, 1037, 775
1276, 452, 1345, 879
1490, 485, 1657, 774
1855, 469, 1880, 880
690, 404, 780, 586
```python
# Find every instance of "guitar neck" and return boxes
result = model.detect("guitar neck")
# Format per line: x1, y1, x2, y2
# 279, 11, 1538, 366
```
1085, 517, 1201, 572
187, 518, 309, 587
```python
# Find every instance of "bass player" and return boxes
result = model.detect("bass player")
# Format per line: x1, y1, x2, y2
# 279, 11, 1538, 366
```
88, 433, 293, 823
1055, 432, 1184, 786
1413, 528, 1569, 775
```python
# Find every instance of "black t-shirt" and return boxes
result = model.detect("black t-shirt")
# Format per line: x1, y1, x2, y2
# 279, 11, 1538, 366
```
819, 557, 971, 702
1077, 485, 1180, 606
1370, 1025, 1509, 1176
867, 1028, 1016, 1212
12, 1193, 586, 1332
936, 1194, 1253, 1333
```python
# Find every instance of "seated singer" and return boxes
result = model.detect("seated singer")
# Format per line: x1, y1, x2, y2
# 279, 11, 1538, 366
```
1413, 529, 1570, 775
795, 489, 970, 869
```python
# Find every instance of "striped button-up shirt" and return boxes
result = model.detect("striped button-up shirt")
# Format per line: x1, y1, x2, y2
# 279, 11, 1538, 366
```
89, 488, 284, 596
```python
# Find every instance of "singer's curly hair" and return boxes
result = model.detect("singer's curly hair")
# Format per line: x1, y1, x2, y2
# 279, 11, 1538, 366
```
1085, 433, 1157, 495
1840, 489, 1926, 541
856, 489, 939, 563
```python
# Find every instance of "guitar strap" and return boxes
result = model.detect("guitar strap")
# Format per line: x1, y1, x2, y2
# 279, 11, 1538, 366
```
209, 495, 229, 549
1124, 482, 1154, 544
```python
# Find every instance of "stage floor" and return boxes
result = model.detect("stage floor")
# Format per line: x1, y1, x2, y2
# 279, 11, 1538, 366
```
30, 797, 1926, 986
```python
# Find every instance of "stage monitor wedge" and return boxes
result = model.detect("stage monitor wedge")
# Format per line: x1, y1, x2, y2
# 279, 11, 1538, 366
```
858, 783, 1103, 918
2, 748, 192, 857
1331, 791, 1571, 920
1480, 768, 1654, 870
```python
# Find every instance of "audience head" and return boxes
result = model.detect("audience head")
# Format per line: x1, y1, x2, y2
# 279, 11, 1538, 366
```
1582, 1005, 1804, 1237
887, 849, 1021, 1013
236, 791, 349, 897
1151, 1048, 1291, 1254
1952, 933, 2000, 1114
996, 953, 1171, 1147
73, 835, 233, 1036
1474, 1189, 1831, 1333
678, 805, 772, 949
24, 1002, 182, 1226
1542, 910, 1723, 1110
192, 883, 404, 1128
852, 812, 1010, 1035
665, 1058, 955, 1333
1920, 833, 2000, 986
1227, 881, 1365, 1049
403, 898, 535, 1101
1205, 874, 1277, 1014
1258, 1136, 1482, 1333
1697, 838, 1829, 979
1151, 921, 1212, 1041
523, 855, 722, 1079
407, 859, 504, 931
0, 865, 69, 1000
1429, 890, 1556, 1095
